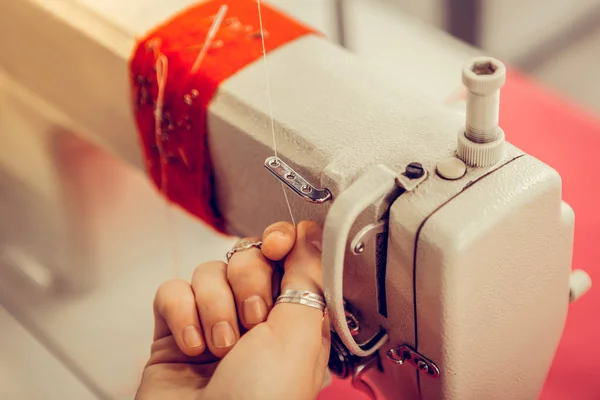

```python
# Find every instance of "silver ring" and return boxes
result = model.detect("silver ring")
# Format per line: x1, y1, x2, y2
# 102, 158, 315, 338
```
226, 239, 262, 262
275, 290, 326, 313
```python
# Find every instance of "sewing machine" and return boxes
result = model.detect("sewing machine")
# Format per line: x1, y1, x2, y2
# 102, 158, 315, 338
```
0, 1, 595, 399
201, 32, 592, 400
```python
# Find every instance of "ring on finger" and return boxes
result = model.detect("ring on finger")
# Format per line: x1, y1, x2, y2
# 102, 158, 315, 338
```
226, 239, 262, 262
274, 289, 326, 313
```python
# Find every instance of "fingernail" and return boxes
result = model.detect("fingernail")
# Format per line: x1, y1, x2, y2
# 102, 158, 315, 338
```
212, 321, 236, 349
243, 295, 268, 325
306, 223, 322, 252
266, 229, 286, 242
182, 325, 203, 348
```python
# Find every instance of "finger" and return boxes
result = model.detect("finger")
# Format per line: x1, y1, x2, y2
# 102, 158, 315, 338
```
280, 220, 323, 294
261, 221, 296, 261
227, 237, 273, 329
267, 221, 325, 364
147, 335, 219, 367
192, 261, 240, 358
153, 279, 206, 356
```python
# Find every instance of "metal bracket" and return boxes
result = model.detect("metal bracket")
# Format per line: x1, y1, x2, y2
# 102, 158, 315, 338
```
349, 163, 428, 256
387, 345, 440, 379
350, 221, 387, 255
264, 156, 332, 203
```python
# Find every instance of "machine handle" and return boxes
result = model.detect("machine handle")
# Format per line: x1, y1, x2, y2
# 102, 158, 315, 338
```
322, 164, 400, 357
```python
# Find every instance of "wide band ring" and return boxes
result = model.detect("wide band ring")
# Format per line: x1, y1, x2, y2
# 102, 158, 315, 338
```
226, 239, 262, 262
275, 290, 327, 313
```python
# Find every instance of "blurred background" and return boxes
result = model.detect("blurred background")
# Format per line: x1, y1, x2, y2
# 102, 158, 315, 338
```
1, 0, 599, 399
288, 0, 600, 113
343, 0, 600, 113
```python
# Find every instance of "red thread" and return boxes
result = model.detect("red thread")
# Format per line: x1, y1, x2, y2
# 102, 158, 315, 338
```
129, 0, 315, 232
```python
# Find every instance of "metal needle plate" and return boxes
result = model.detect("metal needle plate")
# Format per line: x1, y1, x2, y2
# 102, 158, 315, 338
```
264, 156, 332, 203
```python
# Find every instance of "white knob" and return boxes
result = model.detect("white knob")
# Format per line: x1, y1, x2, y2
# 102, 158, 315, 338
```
569, 269, 592, 303
457, 57, 507, 167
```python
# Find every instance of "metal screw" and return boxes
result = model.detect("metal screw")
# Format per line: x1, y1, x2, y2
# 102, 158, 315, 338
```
354, 242, 365, 254
285, 172, 296, 180
416, 360, 429, 373
405, 162, 424, 179
269, 159, 280, 167
301, 184, 312, 193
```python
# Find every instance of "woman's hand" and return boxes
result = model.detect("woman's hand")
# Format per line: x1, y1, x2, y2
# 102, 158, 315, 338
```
135, 220, 329, 400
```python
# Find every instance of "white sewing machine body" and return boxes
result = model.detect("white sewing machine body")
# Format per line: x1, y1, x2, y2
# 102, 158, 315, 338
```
0, 1, 587, 399
208, 35, 575, 399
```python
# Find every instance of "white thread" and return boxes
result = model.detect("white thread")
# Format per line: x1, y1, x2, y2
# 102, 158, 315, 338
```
256, 0, 296, 226
151, 4, 228, 279
154, 53, 181, 278
155, 55, 167, 158
191, 5, 228, 74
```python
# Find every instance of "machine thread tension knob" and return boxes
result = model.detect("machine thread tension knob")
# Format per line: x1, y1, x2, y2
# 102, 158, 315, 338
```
457, 57, 507, 167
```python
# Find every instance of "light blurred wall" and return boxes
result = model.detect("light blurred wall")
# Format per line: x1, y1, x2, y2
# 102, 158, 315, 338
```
387, 0, 600, 113
268, 0, 600, 113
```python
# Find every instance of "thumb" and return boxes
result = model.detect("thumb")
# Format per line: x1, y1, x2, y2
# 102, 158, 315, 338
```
266, 220, 330, 370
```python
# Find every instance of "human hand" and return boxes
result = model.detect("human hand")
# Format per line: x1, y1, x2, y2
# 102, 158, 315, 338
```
135, 220, 329, 400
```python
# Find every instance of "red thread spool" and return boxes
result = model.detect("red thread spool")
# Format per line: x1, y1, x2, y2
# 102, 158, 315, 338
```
129, 0, 315, 232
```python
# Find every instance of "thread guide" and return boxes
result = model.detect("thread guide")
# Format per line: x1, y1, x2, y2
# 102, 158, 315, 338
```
264, 156, 332, 203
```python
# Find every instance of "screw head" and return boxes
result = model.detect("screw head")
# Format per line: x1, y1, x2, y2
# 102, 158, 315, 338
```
354, 242, 365, 254
471, 60, 497, 75
405, 162, 424, 179
416, 360, 429, 372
